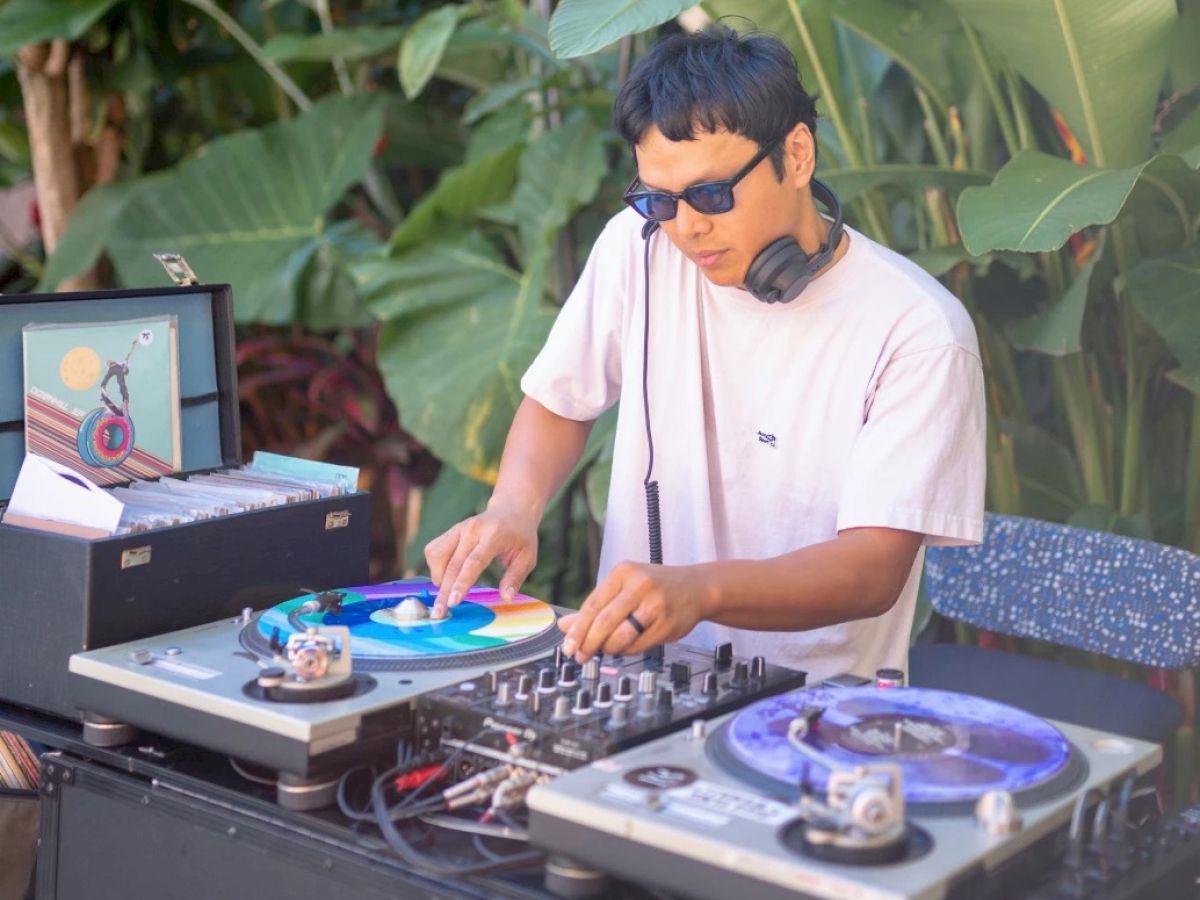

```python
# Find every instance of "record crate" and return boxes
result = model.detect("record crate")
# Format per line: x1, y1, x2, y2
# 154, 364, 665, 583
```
0, 281, 370, 720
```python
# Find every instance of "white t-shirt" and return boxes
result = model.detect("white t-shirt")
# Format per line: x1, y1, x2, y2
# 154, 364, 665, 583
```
521, 208, 985, 682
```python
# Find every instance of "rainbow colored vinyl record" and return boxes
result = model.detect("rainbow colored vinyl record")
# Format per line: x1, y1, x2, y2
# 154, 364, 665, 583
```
712, 687, 1078, 806
242, 580, 560, 671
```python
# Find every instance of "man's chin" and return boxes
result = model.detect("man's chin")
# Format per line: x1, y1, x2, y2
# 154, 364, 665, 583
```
699, 266, 742, 288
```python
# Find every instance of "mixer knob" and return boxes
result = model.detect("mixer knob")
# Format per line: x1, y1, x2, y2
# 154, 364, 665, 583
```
636, 692, 657, 718
702, 672, 719, 697
552, 695, 572, 721
495, 680, 513, 708
669, 661, 691, 686
607, 702, 629, 730
638, 670, 658, 695
643, 645, 665, 670
615, 675, 634, 701
731, 662, 750, 688
656, 687, 673, 712
487, 670, 500, 693
750, 656, 767, 680
582, 658, 601, 682
572, 689, 593, 715
538, 669, 557, 693
515, 674, 533, 700
714, 642, 734, 668
594, 682, 613, 708
559, 662, 579, 688
554, 645, 564, 669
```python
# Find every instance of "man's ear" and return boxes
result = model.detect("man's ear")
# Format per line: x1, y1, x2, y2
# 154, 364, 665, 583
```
783, 121, 816, 187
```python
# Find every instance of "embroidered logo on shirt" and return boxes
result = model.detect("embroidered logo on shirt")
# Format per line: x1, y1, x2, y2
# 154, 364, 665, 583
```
757, 431, 777, 448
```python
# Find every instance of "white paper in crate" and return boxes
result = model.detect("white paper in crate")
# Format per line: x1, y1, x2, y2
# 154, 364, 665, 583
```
6, 454, 124, 534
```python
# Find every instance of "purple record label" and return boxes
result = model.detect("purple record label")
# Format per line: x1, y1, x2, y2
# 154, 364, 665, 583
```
722, 687, 1073, 805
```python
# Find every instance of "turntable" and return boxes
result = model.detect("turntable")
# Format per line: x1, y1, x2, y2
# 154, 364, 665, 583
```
527, 686, 1163, 900
67, 579, 563, 808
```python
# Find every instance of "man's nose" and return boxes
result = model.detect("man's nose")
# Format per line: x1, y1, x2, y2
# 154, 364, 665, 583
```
673, 199, 712, 239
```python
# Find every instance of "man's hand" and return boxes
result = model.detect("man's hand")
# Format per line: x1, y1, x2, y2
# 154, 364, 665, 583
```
558, 562, 712, 662
425, 506, 538, 618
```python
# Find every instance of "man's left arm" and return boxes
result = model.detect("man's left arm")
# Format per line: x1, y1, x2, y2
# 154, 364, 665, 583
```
560, 527, 922, 661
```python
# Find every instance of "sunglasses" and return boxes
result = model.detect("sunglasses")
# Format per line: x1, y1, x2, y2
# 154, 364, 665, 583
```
624, 138, 780, 223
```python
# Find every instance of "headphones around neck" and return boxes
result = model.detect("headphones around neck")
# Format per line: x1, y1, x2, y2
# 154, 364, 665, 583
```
641, 177, 845, 306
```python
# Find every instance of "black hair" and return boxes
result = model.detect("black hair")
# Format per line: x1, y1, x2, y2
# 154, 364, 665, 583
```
613, 23, 818, 180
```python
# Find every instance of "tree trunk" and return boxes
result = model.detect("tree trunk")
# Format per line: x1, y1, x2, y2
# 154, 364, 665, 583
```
16, 40, 109, 292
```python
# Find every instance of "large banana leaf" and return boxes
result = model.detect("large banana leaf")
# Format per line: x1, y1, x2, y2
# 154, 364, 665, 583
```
404, 464, 492, 570
0, 0, 120, 56
947, 0, 1176, 168
955, 150, 1200, 254
549, 0, 696, 59
1006, 248, 1100, 355
1127, 243, 1200, 381
388, 144, 523, 252
262, 27, 406, 63
489, 113, 607, 264
98, 94, 383, 322
833, 0, 964, 111
374, 240, 555, 481
822, 165, 989, 202
38, 179, 138, 290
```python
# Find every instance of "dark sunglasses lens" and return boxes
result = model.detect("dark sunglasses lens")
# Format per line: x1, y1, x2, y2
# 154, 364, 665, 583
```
630, 193, 677, 221
686, 182, 735, 214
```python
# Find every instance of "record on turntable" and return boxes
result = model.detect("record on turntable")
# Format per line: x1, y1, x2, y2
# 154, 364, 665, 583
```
710, 686, 1082, 807
242, 580, 562, 671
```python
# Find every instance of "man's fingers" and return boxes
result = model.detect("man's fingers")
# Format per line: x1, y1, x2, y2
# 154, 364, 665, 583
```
499, 550, 536, 602
600, 609, 648, 657
575, 591, 639, 661
425, 529, 457, 587
446, 545, 495, 612
561, 577, 620, 657
432, 532, 475, 617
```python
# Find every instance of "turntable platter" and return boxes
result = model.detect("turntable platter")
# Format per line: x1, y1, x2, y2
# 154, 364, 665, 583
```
709, 687, 1080, 807
241, 580, 562, 671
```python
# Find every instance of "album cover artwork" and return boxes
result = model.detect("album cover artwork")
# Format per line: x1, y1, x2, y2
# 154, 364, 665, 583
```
22, 315, 181, 485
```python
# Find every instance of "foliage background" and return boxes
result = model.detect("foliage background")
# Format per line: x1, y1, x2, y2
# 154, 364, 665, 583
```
1, 0, 1198, 796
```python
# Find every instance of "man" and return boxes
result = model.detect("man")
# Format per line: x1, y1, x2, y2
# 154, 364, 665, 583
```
425, 25, 985, 682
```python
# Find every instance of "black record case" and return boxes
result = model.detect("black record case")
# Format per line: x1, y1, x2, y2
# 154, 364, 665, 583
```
0, 284, 370, 720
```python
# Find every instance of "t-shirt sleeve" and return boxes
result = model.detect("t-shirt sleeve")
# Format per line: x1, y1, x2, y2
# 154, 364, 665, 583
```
520, 220, 629, 421
836, 344, 986, 546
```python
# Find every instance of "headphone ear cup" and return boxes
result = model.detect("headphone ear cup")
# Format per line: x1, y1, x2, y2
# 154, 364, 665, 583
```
744, 236, 813, 304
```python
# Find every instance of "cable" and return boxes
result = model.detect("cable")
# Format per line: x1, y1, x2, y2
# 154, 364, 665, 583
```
640, 228, 663, 565
228, 757, 276, 786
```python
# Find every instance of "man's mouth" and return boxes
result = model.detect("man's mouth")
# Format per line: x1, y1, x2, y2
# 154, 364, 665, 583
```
694, 249, 727, 269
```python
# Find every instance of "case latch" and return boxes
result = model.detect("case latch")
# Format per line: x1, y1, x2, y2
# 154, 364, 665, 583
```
154, 253, 200, 286
325, 511, 351, 531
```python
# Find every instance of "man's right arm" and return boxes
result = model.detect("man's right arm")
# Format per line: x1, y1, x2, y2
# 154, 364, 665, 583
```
426, 396, 594, 616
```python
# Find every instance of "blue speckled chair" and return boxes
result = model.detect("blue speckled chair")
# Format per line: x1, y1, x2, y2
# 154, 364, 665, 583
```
909, 513, 1200, 745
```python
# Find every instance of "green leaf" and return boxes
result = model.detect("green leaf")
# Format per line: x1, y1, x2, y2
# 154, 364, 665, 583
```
388, 144, 523, 252
364, 233, 524, 320
946, 0, 1176, 168
1127, 243, 1200, 382
37, 178, 138, 290
1162, 105, 1200, 158
405, 465, 492, 572
906, 244, 1036, 279
297, 221, 382, 332
821, 164, 990, 202
833, 0, 963, 111
463, 74, 543, 125
507, 113, 606, 261
104, 94, 384, 323
1005, 246, 1100, 355
1067, 504, 1154, 541
1005, 420, 1085, 522
549, 0, 695, 58
0, 0, 120, 56
375, 242, 555, 481
399, 5, 467, 99
957, 151, 1147, 254
261, 26, 406, 62
1168, 0, 1200, 91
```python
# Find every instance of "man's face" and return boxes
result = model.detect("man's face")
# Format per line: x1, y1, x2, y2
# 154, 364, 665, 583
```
632, 126, 804, 288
